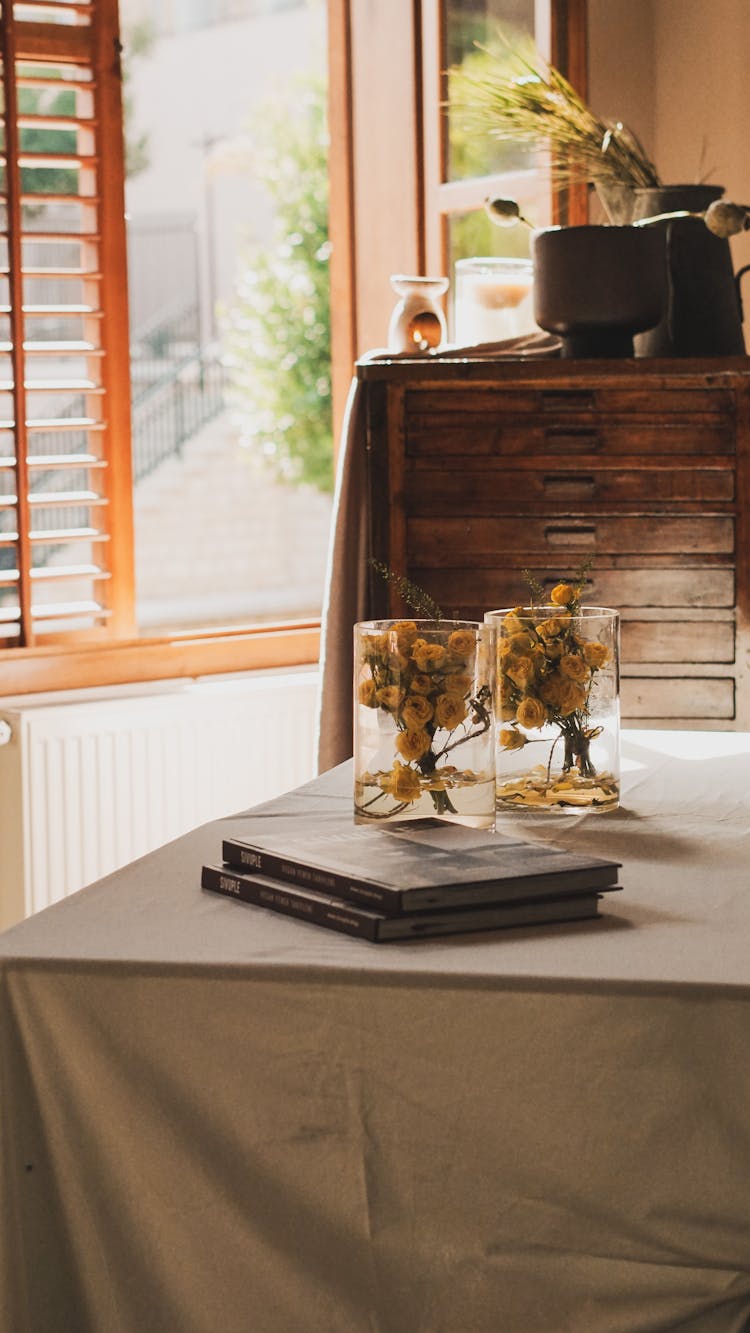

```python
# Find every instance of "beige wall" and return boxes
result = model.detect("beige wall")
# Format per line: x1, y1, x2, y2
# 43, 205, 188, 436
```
652, 0, 750, 280
588, 0, 656, 168
588, 0, 750, 331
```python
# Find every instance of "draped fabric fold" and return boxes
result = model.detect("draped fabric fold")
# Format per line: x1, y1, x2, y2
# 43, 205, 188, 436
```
316, 375, 371, 774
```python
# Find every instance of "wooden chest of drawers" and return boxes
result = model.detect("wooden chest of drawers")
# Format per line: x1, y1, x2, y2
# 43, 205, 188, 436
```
359, 356, 750, 729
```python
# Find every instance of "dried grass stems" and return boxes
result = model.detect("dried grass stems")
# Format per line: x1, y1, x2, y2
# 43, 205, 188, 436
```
451, 37, 661, 192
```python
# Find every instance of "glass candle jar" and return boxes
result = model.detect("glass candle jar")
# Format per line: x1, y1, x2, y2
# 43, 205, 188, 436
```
354, 619, 496, 828
454, 257, 536, 345
485, 605, 620, 813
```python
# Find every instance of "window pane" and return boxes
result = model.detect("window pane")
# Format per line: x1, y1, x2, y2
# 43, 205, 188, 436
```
122, 0, 332, 634
449, 205, 531, 267
445, 0, 536, 181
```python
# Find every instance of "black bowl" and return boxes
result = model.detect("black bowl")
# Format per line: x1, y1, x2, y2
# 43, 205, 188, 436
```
532, 224, 667, 358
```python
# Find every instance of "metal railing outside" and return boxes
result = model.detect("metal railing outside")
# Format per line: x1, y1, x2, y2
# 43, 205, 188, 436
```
132, 350, 225, 483
14, 305, 226, 547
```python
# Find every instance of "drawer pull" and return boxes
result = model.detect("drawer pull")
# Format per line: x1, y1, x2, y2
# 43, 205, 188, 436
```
544, 427, 602, 451
545, 525, 597, 549
543, 575, 595, 593
543, 474, 597, 499
541, 389, 596, 411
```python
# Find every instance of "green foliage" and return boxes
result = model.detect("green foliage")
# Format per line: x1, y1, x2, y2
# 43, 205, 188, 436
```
122, 20, 156, 179
222, 75, 333, 493
445, 38, 535, 267
11, 37, 153, 200
450, 205, 531, 267
447, 44, 533, 181
16, 79, 77, 195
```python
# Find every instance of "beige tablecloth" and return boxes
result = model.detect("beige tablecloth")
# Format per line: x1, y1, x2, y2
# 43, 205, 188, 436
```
2, 730, 750, 1333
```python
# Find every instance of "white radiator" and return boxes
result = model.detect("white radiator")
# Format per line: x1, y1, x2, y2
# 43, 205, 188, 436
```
0, 669, 320, 929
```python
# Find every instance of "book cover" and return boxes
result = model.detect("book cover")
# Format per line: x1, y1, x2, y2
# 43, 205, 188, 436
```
201, 864, 616, 943
221, 815, 620, 916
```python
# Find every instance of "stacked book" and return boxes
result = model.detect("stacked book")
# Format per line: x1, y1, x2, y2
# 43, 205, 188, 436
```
201, 802, 622, 943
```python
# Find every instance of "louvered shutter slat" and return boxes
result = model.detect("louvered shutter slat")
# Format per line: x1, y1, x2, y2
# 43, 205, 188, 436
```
0, 0, 133, 647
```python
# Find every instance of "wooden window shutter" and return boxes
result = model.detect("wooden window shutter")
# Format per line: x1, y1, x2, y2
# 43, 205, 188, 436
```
0, 0, 134, 650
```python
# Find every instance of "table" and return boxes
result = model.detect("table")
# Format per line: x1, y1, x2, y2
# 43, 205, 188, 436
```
2, 730, 750, 1333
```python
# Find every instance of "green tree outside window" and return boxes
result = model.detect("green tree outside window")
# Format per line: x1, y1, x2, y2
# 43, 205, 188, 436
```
222, 75, 333, 494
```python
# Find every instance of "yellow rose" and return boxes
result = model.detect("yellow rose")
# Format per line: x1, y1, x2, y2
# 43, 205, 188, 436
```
447, 628, 476, 659
363, 632, 389, 660
443, 671, 472, 696
557, 680, 587, 716
516, 696, 548, 729
382, 761, 421, 803
409, 672, 434, 695
505, 655, 535, 688
358, 678, 377, 707
412, 641, 447, 672
443, 652, 471, 674
375, 685, 405, 711
550, 582, 575, 606
537, 617, 566, 639
401, 693, 434, 729
499, 727, 527, 751
389, 620, 419, 651
433, 693, 468, 730
539, 673, 563, 708
386, 649, 410, 674
395, 729, 432, 761
559, 653, 590, 683
502, 608, 525, 634
508, 631, 534, 654
583, 640, 610, 669
543, 639, 564, 662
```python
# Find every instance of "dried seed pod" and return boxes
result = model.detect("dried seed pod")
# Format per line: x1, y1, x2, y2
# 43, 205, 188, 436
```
484, 196, 533, 229
704, 200, 750, 238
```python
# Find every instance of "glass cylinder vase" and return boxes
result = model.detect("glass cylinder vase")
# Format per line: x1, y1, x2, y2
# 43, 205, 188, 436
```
354, 619, 496, 828
485, 605, 620, 813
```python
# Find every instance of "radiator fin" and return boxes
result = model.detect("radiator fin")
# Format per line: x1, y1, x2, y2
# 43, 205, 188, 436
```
0, 671, 320, 927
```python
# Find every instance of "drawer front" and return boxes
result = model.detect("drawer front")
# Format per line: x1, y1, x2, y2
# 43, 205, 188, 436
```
406, 417, 735, 458
498, 420, 734, 457
583, 567, 735, 608
410, 567, 736, 615
404, 386, 735, 418
407, 516, 734, 563
621, 620, 735, 664
622, 677, 735, 719
534, 387, 735, 416
404, 466, 735, 510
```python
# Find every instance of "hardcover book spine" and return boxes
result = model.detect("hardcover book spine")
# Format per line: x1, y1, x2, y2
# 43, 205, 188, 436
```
220, 840, 398, 914
201, 865, 379, 941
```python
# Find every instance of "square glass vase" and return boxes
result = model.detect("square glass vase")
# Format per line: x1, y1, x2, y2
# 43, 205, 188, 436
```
353, 619, 496, 828
485, 605, 620, 813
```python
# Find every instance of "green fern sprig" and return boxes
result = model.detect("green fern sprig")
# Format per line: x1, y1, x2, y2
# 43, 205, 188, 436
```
571, 556, 595, 604
370, 560, 445, 623
521, 568, 546, 607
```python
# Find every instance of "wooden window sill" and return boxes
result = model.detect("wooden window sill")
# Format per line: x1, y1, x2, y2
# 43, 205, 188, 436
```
0, 622, 321, 697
